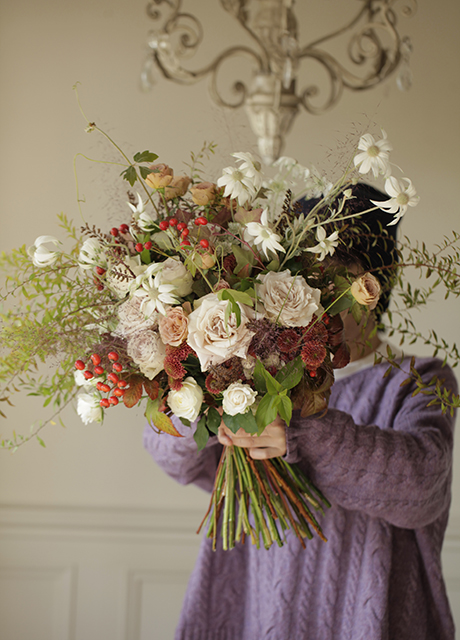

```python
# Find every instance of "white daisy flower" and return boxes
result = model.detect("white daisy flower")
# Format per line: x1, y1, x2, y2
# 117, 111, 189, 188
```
232, 152, 263, 190
244, 209, 286, 259
371, 176, 420, 225
132, 262, 179, 316
354, 130, 392, 178
217, 166, 257, 206
306, 227, 340, 261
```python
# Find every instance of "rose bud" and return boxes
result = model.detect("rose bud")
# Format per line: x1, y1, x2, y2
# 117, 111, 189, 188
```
145, 164, 174, 190
350, 273, 381, 310
164, 176, 191, 201
190, 182, 217, 206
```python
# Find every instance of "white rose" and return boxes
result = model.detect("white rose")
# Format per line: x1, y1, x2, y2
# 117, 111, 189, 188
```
115, 296, 158, 338
160, 257, 194, 297
258, 270, 323, 327
77, 392, 103, 425
167, 377, 203, 422
222, 381, 258, 416
127, 330, 166, 380
106, 257, 149, 299
187, 293, 255, 372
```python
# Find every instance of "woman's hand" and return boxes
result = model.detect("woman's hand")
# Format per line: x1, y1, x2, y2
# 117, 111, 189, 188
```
217, 414, 287, 459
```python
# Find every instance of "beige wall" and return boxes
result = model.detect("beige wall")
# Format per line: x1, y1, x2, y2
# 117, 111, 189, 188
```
1, 2, 460, 632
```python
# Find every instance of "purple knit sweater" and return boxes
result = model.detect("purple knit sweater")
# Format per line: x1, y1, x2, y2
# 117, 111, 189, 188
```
143, 357, 457, 640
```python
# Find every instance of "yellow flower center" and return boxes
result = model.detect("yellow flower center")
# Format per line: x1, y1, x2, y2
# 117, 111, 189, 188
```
367, 145, 380, 157
397, 193, 409, 205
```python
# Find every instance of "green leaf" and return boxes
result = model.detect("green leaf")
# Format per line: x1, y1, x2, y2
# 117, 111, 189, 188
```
275, 356, 304, 390
193, 415, 209, 451
328, 294, 353, 316
139, 166, 153, 180
253, 359, 267, 394
255, 393, 280, 433
36, 436, 46, 448
121, 166, 138, 187
206, 406, 221, 434
278, 394, 292, 424
133, 150, 159, 163
232, 245, 256, 274
222, 410, 258, 435
264, 369, 281, 395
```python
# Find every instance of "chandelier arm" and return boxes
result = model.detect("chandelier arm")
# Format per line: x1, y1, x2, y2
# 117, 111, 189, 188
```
297, 51, 344, 116
219, 0, 271, 73
298, 3, 369, 53
155, 45, 264, 93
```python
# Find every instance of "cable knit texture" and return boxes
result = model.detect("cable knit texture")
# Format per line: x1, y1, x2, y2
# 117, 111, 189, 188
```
143, 357, 457, 640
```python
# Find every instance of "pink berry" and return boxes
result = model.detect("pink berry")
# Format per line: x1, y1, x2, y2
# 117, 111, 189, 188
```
75, 360, 85, 370
181, 228, 189, 238
181, 239, 191, 246
169, 218, 178, 227
195, 216, 208, 226
119, 224, 129, 234
144, 241, 153, 250
135, 243, 144, 252
110, 227, 119, 237
199, 239, 209, 249
159, 220, 169, 231
176, 222, 187, 232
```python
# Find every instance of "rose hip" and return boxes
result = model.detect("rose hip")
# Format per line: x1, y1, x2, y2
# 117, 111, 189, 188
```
112, 362, 123, 372
75, 360, 85, 370
109, 396, 119, 406
159, 220, 169, 231
108, 352, 119, 361
100, 398, 110, 408
94, 365, 105, 375
91, 354, 101, 366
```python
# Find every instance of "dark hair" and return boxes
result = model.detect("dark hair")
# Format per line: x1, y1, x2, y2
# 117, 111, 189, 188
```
298, 183, 400, 321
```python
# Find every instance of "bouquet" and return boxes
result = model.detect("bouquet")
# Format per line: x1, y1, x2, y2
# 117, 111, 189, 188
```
2, 122, 459, 551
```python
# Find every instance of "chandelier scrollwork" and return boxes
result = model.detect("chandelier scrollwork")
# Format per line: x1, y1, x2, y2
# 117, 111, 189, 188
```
141, 0, 417, 163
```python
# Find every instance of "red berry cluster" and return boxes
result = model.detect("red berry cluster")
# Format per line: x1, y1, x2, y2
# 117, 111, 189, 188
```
110, 224, 129, 237
135, 241, 153, 253
157, 215, 208, 248
75, 351, 127, 408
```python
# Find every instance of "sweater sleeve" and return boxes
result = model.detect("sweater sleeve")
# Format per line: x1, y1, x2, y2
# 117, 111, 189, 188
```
143, 415, 223, 493
285, 360, 457, 529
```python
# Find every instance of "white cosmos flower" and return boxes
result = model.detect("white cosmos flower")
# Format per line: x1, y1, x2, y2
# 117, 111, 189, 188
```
132, 262, 179, 316
78, 238, 107, 271
306, 226, 340, 261
354, 130, 392, 178
244, 209, 286, 259
27, 236, 61, 268
217, 166, 257, 206
371, 176, 420, 225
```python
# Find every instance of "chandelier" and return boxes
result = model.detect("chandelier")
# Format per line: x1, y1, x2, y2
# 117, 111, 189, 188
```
141, 0, 416, 164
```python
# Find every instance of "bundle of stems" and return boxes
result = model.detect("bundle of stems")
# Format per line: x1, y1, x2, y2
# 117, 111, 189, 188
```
197, 446, 330, 551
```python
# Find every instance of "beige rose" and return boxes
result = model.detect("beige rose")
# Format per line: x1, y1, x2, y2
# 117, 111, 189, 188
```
115, 296, 157, 338
258, 270, 323, 327
145, 164, 174, 189
165, 176, 191, 201
350, 273, 381, 310
159, 307, 189, 347
187, 293, 255, 371
127, 329, 166, 379
190, 182, 217, 206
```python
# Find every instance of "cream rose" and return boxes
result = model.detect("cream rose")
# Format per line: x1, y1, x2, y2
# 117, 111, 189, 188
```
115, 296, 157, 338
222, 381, 258, 416
167, 377, 203, 422
159, 306, 189, 346
350, 273, 381, 310
127, 330, 166, 380
258, 270, 323, 327
160, 257, 194, 297
77, 393, 103, 425
187, 293, 255, 371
